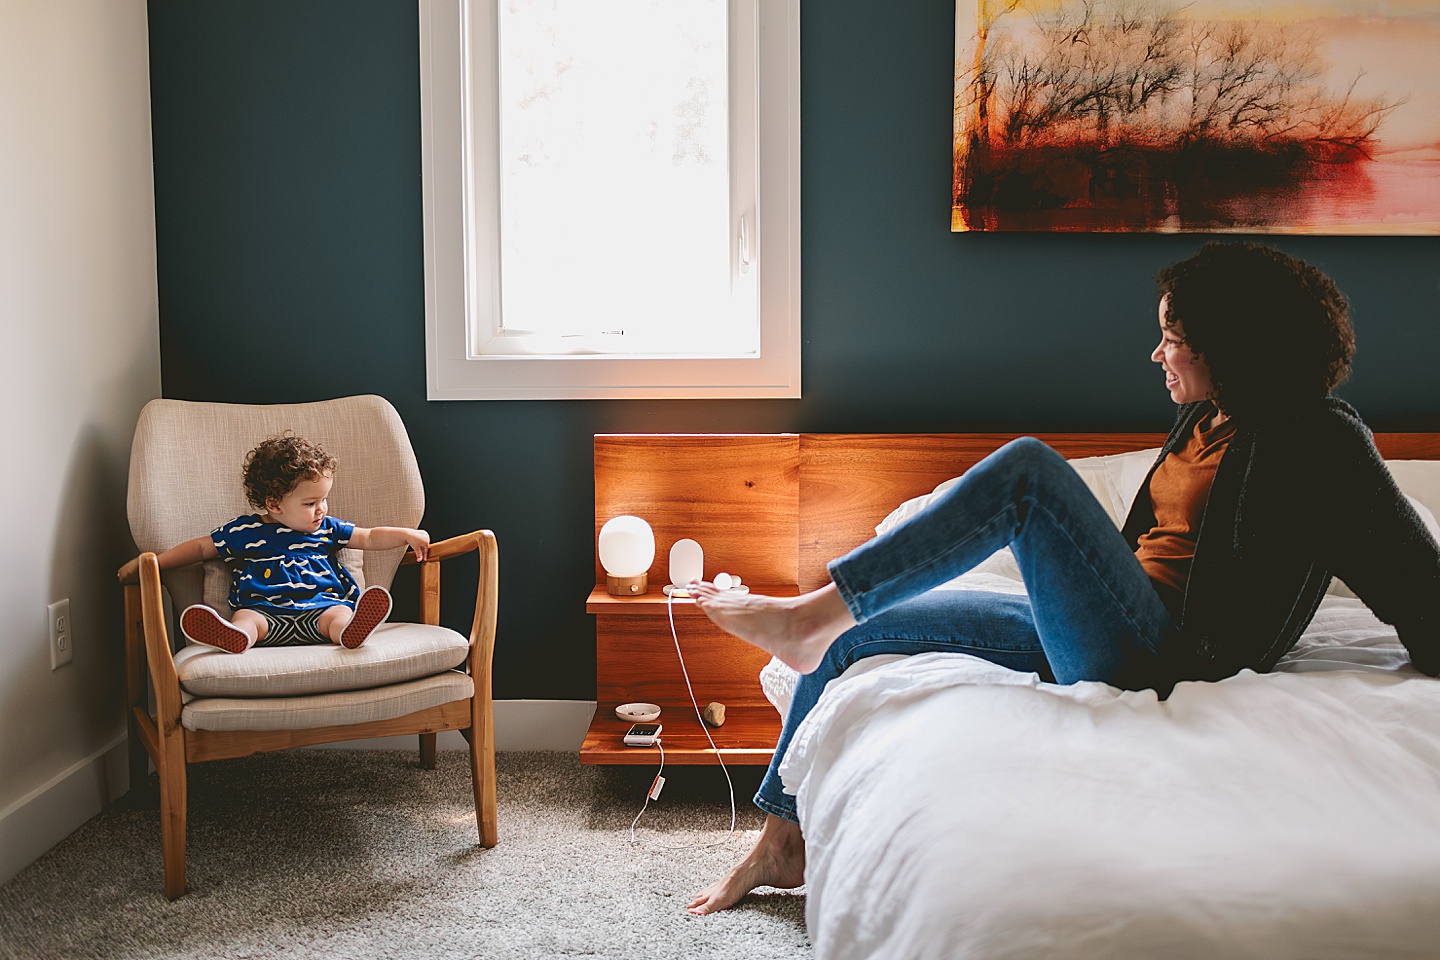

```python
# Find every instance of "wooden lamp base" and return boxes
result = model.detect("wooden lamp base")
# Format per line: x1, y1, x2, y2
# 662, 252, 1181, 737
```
606, 573, 648, 596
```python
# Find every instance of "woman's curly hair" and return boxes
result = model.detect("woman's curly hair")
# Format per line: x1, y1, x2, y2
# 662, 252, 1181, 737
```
242, 433, 338, 510
1157, 242, 1355, 417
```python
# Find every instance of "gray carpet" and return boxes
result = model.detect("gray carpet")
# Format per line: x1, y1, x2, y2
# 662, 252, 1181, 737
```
0, 751, 811, 960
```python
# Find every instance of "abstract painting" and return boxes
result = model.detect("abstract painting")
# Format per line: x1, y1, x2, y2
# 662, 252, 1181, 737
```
952, 0, 1440, 232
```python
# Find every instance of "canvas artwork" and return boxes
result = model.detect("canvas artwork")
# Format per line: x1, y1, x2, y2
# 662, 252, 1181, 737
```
952, 0, 1440, 233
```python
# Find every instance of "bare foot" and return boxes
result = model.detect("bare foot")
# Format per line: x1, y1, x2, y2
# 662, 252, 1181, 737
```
688, 814, 806, 915
689, 581, 855, 674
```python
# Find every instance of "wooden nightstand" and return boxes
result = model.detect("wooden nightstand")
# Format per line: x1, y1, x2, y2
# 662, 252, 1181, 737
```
580, 434, 801, 765
581, 584, 795, 764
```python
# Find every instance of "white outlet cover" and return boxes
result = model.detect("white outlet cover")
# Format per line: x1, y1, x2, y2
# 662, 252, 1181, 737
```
48, 598, 72, 670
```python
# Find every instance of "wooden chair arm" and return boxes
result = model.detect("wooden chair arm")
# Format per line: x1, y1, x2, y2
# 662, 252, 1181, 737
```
137, 553, 183, 728
399, 531, 488, 565
397, 530, 498, 680
464, 531, 499, 686
119, 567, 139, 586
119, 552, 191, 586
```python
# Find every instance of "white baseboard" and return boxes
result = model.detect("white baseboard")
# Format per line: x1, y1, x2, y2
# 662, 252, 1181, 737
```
0, 700, 596, 886
0, 733, 128, 886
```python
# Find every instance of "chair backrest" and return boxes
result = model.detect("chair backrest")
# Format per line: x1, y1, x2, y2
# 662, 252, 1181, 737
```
127, 395, 424, 614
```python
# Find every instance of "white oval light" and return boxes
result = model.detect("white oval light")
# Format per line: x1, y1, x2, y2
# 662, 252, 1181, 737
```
669, 538, 704, 586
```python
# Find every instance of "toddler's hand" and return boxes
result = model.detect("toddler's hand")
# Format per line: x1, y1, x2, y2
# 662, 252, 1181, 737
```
408, 529, 431, 562
117, 557, 139, 582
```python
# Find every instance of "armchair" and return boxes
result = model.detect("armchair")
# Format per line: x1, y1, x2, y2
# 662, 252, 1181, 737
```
120, 395, 497, 899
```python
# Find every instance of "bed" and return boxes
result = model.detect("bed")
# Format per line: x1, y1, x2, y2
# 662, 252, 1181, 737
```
590, 432, 1440, 956
760, 442, 1440, 959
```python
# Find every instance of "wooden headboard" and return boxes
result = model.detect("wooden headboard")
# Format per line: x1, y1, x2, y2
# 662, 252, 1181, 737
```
597, 432, 1440, 593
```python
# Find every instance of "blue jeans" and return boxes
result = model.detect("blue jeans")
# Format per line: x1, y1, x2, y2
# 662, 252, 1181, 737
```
754, 437, 1182, 824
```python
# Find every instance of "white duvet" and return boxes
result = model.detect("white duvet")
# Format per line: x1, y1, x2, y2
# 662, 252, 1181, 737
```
774, 597, 1440, 960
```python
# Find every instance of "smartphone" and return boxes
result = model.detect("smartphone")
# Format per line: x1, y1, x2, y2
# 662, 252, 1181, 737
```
623, 722, 662, 746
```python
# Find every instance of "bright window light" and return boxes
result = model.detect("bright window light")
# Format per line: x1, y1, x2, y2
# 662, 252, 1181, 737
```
493, 1, 751, 357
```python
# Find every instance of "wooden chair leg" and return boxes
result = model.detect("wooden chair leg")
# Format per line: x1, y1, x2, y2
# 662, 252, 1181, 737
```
157, 735, 187, 900
471, 698, 497, 848
419, 732, 437, 769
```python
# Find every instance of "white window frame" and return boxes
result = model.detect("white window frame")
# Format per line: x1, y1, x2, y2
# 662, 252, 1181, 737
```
418, 0, 800, 401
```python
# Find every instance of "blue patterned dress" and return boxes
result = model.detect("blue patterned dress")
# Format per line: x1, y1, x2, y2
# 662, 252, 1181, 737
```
210, 514, 360, 614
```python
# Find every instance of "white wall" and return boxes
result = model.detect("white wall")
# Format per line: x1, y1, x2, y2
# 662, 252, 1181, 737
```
0, 0, 160, 882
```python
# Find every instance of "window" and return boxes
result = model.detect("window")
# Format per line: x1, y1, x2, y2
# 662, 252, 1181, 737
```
419, 0, 800, 400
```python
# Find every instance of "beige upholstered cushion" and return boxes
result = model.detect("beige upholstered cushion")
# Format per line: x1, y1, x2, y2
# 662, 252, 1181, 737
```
180, 671, 474, 732
126, 395, 423, 614
173, 623, 469, 698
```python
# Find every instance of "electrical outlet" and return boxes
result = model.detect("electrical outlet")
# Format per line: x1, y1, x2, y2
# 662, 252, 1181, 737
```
49, 599, 72, 670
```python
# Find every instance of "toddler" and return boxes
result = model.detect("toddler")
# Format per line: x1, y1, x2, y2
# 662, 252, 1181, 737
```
118, 432, 429, 653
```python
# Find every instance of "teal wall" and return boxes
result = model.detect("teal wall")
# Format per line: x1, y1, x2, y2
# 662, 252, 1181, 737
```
148, 0, 1440, 699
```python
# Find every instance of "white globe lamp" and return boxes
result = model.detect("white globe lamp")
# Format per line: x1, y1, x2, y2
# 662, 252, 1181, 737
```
598, 515, 655, 596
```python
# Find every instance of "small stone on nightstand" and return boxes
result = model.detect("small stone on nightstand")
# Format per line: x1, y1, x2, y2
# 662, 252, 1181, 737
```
702, 701, 726, 727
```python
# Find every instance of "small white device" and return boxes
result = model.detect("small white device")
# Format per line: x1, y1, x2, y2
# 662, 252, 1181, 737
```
663, 538, 704, 596
623, 722, 662, 747
712, 572, 749, 594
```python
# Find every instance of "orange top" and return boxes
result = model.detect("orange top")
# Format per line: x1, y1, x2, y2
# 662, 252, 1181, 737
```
1134, 410, 1236, 611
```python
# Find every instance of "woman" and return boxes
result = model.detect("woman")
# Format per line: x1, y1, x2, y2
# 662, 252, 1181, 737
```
685, 241, 1440, 916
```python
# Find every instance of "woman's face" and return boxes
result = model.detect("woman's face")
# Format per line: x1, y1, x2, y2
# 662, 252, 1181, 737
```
1151, 295, 1215, 406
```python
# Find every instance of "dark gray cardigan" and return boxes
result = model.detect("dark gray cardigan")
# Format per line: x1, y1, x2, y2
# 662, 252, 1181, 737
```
1121, 398, 1440, 680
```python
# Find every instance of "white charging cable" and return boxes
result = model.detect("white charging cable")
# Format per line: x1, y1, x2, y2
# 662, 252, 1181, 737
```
629, 587, 738, 846
628, 738, 668, 842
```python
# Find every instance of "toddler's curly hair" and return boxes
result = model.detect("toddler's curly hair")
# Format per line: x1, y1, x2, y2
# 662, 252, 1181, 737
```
242, 433, 338, 509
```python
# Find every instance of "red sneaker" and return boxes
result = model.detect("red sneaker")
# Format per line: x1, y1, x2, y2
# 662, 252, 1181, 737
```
340, 586, 392, 649
180, 604, 250, 654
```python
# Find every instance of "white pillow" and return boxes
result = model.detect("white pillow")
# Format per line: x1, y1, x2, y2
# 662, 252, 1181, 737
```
1105, 448, 1164, 521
